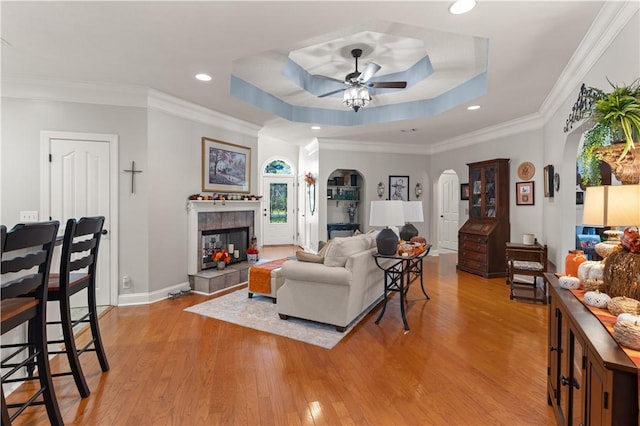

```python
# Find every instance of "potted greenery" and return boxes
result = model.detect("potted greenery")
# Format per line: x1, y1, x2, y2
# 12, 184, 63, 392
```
579, 122, 612, 186
580, 79, 640, 185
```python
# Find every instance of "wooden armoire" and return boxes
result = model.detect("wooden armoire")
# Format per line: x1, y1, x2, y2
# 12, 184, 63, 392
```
458, 158, 510, 278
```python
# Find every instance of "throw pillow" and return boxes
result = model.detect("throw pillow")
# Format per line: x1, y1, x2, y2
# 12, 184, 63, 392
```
296, 251, 324, 263
324, 236, 369, 267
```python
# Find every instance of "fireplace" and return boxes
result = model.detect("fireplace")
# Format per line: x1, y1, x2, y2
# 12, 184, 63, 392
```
201, 226, 249, 270
187, 200, 261, 275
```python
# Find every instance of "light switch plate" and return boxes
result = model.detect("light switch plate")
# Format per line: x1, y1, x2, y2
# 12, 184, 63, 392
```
19, 211, 39, 222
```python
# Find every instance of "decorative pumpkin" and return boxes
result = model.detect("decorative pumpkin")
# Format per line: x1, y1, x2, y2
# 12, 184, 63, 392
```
616, 313, 640, 324
559, 276, 581, 290
608, 296, 640, 316
583, 290, 611, 308
587, 263, 604, 280
613, 320, 640, 350
584, 278, 605, 292
577, 261, 600, 281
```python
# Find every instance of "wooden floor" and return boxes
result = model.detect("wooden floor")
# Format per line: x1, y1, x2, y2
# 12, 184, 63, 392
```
8, 247, 556, 425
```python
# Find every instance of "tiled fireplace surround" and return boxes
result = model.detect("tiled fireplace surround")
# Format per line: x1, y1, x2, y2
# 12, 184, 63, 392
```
187, 200, 261, 294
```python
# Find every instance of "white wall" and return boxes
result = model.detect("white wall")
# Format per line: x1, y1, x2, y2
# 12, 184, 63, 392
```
318, 147, 431, 243
0, 98, 150, 296
146, 109, 259, 293
429, 128, 545, 250
543, 9, 640, 268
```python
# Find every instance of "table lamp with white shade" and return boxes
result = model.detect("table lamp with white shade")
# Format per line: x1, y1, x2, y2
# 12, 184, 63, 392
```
369, 200, 405, 255
582, 185, 640, 258
400, 201, 424, 241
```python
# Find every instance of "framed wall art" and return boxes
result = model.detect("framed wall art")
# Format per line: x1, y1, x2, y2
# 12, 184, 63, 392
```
389, 176, 409, 200
460, 183, 470, 200
202, 137, 251, 193
516, 181, 535, 205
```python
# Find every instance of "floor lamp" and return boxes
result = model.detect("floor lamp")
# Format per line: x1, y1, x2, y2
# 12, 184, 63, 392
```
369, 200, 405, 255
400, 201, 424, 241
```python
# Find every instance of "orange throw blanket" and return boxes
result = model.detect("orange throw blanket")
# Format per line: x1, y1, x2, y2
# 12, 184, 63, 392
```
248, 258, 289, 294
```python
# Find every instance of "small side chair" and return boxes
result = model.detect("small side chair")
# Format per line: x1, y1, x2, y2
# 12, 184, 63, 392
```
506, 242, 549, 304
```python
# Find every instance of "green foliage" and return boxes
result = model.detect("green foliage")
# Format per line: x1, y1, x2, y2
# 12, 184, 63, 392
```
579, 122, 612, 186
590, 79, 640, 160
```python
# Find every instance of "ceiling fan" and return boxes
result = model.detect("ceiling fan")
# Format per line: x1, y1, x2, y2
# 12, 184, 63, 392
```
315, 48, 407, 112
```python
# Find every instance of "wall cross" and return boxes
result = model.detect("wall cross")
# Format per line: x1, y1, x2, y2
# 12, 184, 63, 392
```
123, 161, 143, 194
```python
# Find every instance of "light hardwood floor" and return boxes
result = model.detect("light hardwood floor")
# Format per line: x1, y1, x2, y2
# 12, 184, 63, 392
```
9, 247, 555, 425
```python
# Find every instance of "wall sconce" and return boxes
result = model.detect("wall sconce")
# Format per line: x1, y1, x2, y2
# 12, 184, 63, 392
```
377, 182, 385, 198
414, 183, 423, 199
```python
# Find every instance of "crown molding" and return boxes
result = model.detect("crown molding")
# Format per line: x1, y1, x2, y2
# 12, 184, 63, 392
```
539, 0, 639, 123
318, 138, 431, 155
1, 76, 260, 138
1, 76, 148, 107
429, 113, 545, 155
147, 89, 260, 138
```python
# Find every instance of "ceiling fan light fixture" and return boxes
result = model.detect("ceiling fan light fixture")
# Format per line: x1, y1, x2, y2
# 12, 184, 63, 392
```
344, 84, 371, 112
449, 0, 476, 15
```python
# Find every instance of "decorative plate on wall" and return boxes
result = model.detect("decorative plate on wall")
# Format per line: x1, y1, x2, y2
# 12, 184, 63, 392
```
517, 162, 535, 180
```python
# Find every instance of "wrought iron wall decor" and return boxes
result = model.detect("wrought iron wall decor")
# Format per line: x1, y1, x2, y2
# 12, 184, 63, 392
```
563, 83, 604, 133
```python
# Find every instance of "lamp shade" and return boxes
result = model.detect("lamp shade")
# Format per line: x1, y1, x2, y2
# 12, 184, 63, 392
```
403, 201, 424, 223
369, 200, 405, 227
400, 201, 423, 241
583, 185, 640, 226
369, 200, 404, 255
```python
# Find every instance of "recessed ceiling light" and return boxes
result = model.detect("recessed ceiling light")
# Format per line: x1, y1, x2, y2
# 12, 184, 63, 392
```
195, 73, 212, 82
449, 0, 476, 15
467, 105, 480, 110
311, 126, 321, 130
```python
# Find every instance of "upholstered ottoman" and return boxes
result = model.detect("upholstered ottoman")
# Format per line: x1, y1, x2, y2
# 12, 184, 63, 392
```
247, 259, 288, 303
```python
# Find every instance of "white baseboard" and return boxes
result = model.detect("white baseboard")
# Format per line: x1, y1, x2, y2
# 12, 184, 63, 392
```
118, 282, 191, 306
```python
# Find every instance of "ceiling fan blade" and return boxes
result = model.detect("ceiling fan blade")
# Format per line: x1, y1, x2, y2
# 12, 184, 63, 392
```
318, 87, 347, 98
371, 81, 407, 89
359, 63, 381, 83
313, 74, 348, 85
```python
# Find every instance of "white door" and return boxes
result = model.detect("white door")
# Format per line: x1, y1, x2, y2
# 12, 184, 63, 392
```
439, 171, 459, 251
262, 176, 295, 245
47, 137, 113, 306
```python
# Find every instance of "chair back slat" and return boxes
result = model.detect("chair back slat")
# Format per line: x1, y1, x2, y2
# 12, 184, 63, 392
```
74, 218, 104, 236
72, 238, 96, 253
3, 223, 59, 252
1, 221, 59, 301
69, 254, 94, 272
1, 250, 48, 274
1, 273, 43, 299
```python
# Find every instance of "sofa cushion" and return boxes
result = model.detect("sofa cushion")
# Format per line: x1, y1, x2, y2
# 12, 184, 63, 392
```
324, 236, 370, 267
296, 251, 324, 263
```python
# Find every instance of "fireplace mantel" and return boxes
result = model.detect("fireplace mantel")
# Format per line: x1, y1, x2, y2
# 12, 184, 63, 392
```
187, 200, 262, 275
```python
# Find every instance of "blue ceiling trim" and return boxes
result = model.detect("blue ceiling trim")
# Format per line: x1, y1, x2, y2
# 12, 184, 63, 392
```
230, 72, 487, 126
282, 55, 434, 98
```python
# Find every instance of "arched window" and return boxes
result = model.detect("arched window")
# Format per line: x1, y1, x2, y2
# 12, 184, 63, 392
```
264, 159, 293, 175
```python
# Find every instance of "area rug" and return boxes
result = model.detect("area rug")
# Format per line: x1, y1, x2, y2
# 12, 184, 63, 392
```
185, 288, 381, 349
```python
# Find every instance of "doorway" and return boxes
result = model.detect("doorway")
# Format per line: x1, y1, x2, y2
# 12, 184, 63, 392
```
438, 170, 459, 251
262, 159, 296, 246
40, 131, 118, 307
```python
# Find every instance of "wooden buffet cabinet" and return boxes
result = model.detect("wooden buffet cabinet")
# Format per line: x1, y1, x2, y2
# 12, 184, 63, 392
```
458, 158, 510, 278
546, 273, 638, 425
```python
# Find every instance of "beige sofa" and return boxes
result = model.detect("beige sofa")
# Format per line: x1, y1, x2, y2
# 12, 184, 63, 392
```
277, 232, 386, 331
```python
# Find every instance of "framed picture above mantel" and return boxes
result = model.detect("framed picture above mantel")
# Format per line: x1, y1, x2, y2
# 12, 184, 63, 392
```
202, 137, 251, 193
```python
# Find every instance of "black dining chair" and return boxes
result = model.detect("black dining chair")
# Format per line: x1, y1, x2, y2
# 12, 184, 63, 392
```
40, 216, 110, 398
1, 221, 63, 425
